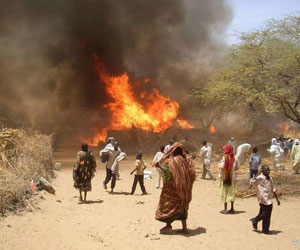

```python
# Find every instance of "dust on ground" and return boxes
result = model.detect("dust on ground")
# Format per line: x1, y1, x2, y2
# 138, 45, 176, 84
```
0, 150, 300, 250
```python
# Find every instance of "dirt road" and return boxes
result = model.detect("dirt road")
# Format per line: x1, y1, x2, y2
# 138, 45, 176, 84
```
0, 152, 299, 250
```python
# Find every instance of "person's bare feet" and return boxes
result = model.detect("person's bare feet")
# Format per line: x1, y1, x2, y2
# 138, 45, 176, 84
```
160, 224, 172, 233
227, 209, 235, 214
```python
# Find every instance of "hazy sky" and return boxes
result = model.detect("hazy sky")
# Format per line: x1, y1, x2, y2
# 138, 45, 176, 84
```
226, 0, 300, 44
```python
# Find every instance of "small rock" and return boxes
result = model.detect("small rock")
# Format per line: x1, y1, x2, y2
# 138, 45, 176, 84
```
144, 234, 149, 238
150, 237, 160, 240
56, 200, 62, 203
25, 199, 34, 212
7, 225, 11, 228
38, 177, 55, 194
54, 163, 61, 171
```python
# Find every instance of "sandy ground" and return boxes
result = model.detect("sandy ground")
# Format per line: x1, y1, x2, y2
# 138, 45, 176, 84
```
0, 151, 300, 250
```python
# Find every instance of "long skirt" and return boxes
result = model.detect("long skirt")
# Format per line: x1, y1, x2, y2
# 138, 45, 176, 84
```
221, 181, 235, 203
155, 178, 187, 223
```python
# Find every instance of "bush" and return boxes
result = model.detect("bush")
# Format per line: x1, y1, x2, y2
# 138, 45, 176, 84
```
0, 128, 53, 215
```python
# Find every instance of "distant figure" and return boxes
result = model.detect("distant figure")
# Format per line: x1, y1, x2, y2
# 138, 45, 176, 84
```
130, 152, 147, 195
228, 137, 237, 154
267, 138, 284, 171
73, 143, 97, 203
250, 165, 280, 234
219, 144, 239, 214
155, 142, 195, 234
291, 139, 300, 174
287, 138, 294, 152
164, 139, 175, 154
236, 143, 251, 165
199, 140, 216, 181
248, 147, 261, 188
153, 146, 165, 189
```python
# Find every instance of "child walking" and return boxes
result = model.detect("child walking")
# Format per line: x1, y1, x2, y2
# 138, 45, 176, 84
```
130, 152, 147, 195
250, 165, 280, 234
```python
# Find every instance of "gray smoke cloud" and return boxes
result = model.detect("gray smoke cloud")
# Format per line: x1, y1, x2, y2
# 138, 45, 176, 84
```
0, 0, 232, 135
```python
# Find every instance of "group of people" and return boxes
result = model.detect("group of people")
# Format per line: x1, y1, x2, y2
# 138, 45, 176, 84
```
210, 139, 281, 234
72, 136, 287, 235
268, 137, 300, 174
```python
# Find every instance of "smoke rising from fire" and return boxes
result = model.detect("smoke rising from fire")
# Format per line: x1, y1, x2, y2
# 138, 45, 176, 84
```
0, 0, 232, 135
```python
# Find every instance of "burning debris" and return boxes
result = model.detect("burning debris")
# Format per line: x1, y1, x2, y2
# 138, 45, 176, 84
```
209, 124, 216, 135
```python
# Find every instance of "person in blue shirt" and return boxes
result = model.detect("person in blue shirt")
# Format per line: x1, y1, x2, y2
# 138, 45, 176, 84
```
248, 147, 261, 189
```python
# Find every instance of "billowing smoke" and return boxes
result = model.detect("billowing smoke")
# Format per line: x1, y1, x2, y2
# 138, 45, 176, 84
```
0, 0, 232, 135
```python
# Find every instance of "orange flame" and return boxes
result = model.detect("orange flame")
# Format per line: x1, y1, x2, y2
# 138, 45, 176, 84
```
177, 118, 194, 129
209, 125, 216, 134
79, 55, 194, 146
278, 122, 300, 138
278, 122, 289, 134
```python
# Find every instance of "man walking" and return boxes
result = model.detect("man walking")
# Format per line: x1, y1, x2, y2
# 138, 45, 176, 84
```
250, 165, 280, 234
199, 140, 216, 181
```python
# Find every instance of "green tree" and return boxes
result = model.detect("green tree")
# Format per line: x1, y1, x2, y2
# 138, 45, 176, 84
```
193, 14, 300, 125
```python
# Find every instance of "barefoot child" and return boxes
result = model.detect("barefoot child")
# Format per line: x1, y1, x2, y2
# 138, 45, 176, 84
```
250, 165, 280, 234
130, 152, 147, 195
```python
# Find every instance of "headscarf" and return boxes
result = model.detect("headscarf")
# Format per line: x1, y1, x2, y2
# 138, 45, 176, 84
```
271, 138, 277, 145
295, 139, 300, 145
159, 142, 184, 160
222, 144, 235, 185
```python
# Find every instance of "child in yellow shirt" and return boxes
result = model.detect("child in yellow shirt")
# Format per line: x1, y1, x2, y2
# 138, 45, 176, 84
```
130, 152, 147, 195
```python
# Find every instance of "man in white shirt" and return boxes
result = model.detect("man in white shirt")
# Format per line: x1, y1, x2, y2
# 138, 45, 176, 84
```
250, 165, 280, 234
100, 138, 126, 193
267, 138, 284, 171
291, 139, 300, 174
199, 140, 216, 181
152, 146, 165, 189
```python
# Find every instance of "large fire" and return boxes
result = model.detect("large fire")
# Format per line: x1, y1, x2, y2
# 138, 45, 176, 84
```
79, 55, 194, 146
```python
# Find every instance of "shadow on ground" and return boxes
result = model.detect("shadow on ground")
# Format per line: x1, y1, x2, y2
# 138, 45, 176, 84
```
79, 199, 104, 204
161, 227, 206, 237
253, 230, 282, 235
219, 210, 246, 215
109, 191, 132, 196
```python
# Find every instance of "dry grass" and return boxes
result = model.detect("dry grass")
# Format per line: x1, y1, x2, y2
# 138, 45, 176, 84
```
0, 128, 53, 215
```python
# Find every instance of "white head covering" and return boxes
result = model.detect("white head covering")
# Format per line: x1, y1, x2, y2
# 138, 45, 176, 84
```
271, 138, 277, 145
295, 139, 300, 145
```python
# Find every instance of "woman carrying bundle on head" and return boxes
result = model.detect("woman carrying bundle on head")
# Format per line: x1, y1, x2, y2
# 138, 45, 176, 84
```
155, 142, 195, 234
